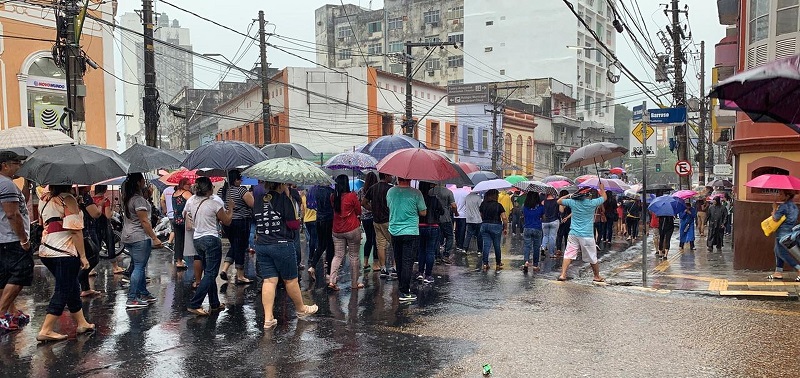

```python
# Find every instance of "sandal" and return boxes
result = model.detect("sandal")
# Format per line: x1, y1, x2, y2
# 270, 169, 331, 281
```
112, 267, 125, 274
235, 277, 252, 285
352, 282, 365, 289
80, 290, 102, 297
593, 278, 606, 283
187, 307, 209, 316
296, 304, 318, 319
263, 319, 278, 329
363, 266, 370, 272
175, 263, 188, 270
767, 274, 784, 280
76, 324, 96, 334
557, 276, 567, 281
36, 333, 68, 343
210, 303, 226, 311
327, 283, 340, 291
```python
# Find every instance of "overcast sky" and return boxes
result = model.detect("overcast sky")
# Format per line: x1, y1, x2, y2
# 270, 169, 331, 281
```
114, 0, 725, 110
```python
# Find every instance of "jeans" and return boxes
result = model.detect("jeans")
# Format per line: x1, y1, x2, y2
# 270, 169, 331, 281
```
224, 218, 250, 269
418, 226, 440, 276
331, 227, 362, 285
41, 257, 83, 316
775, 229, 800, 271
594, 221, 605, 242
523, 228, 543, 265
362, 218, 376, 263
464, 223, 483, 253
173, 222, 186, 262
391, 234, 418, 295
124, 239, 152, 300
511, 213, 523, 234
604, 220, 614, 242
437, 221, 454, 258
311, 218, 335, 274
78, 233, 99, 292
255, 242, 298, 279
626, 218, 640, 239
454, 218, 466, 249
304, 221, 317, 266
480, 223, 503, 265
189, 236, 222, 309
542, 220, 560, 257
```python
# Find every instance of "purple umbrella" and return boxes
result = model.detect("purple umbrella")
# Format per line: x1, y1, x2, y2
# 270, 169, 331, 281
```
324, 151, 378, 171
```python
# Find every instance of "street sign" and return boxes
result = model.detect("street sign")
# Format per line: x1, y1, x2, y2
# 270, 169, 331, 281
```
447, 83, 489, 105
630, 145, 655, 157
675, 160, 693, 176
631, 122, 654, 144
713, 164, 733, 176
648, 108, 687, 124
632, 104, 644, 121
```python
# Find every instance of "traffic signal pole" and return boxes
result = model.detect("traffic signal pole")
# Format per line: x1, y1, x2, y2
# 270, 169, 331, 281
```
640, 100, 649, 287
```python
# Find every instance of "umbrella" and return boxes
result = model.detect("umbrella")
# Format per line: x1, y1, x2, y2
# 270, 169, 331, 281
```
349, 178, 364, 191
473, 179, 512, 192
445, 163, 474, 187
745, 174, 800, 190
96, 173, 158, 186
610, 167, 626, 175
577, 177, 628, 193
504, 175, 527, 185
17, 145, 130, 185
376, 148, 458, 182
707, 179, 733, 188
542, 175, 571, 184
563, 142, 628, 171
242, 157, 333, 186
456, 161, 480, 173
324, 151, 379, 171
467, 171, 499, 185
181, 141, 267, 176
163, 169, 224, 184
608, 179, 631, 190
513, 180, 557, 196
360, 135, 428, 160
121, 143, 183, 172
642, 184, 675, 193
648, 195, 686, 217
709, 54, 800, 130
0, 126, 75, 149
261, 143, 316, 159
575, 174, 598, 184
672, 189, 697, 200
549, 180, 572, 189
0, 146, 35, 156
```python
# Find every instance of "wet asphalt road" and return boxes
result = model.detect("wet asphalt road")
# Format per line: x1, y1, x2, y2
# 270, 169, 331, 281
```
2, 233, 800, 377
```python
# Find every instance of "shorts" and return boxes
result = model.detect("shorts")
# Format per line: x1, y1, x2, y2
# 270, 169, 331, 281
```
374, 222, 391, 252
563, 235, 598, 264
255, 242, 298, 280
0, 241, 34, 288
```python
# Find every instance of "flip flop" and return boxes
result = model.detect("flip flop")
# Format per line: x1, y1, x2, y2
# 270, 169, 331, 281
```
187, 307, 209, 316
593, 278, 606, 283
210, 303, 226, 311
352, 283, 365, 289
296, 304, 318, 319
36, 333, 68, 342
263, 319, 278, 329
767, 274, 784, 280
235, 277, 252, 285
557, 276, 567, 281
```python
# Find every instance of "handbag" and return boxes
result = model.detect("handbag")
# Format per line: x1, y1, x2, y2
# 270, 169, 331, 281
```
83, 236, 99, 261
761, 215, 786, 236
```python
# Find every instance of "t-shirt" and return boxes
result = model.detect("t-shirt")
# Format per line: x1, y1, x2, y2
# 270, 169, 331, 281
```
463, 192, 483, 224
365, 182, 393, 224
0, 175, 29, 242
429, 186, 455, 223
498, 192, 513, 214
387, 186, 426, 236
542, 198, 560, 223
561, 197, 606, 237
218, 185, 251, 220
479, 200, 505, 224
254, 190, 297, 244
161, 186, 175, 219
523, 205, 545, 230
185, 195, 225, 239
121, 195, 151, 244
453, 188, 469, 220
332, 192, 361, 233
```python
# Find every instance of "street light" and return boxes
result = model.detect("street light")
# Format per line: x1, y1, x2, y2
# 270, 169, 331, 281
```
566, 45, 620, 83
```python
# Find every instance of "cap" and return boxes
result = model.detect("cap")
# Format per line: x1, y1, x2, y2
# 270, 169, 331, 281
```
0, 151, 27, 164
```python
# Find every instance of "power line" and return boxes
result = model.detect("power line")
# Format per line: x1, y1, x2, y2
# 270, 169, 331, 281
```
157, 0, 258, 43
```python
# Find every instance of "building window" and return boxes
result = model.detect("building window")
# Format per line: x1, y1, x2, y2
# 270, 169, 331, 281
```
449, 5, 464, 19
505, 134, 512, 163
337, 26, 353, 39
485, 47, 493, 52
482, 129, 489, 151
467, 127, 475, 150
388, 41, 404, 53
499, 69, 506, 75
424, 10, 441, 24
584, 41, 592, 59
447, 55, 463, 68
382, 114, 393, 135
368, 21, 382, 33
447, 124, 457, 151
526, 137, 534, 171
429, 121, 440, 148
584, 68, 592, 86
338, 49, 352, 60
777, 0, 799, 36
585, 95, 592, 111
426, 59, 441, 70
447, 79, 464, 86
424, 35, 441, 43
596, 72, 602, 89
515, 135, 523, 167
486, 20, 494, 26
448, 33, 464, 45
596, 22, 604, 37
26, 57, 67, 129
368, 43, 383, 55
388, 17, 403, 30
389, 63, 403, 74
749, 0, 770, 43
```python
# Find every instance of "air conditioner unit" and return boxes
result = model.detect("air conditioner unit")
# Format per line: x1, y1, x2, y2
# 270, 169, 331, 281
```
577, 116, 585, 121
598, 112, 604, 117
337, 37, 344, 42
427, 70, 435, 76
421, 24, 426, 30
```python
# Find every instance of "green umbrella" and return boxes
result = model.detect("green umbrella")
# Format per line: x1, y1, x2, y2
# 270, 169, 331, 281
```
242, 157, 333, 186
504, 175, 527, 185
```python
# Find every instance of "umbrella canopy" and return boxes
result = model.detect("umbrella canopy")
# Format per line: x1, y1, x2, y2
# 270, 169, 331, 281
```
17, 145, 130, 185
242, 157, 333, 186
349, 178, 364, 191
261, 143, 316, 159
473, 179, 512, 192
542, 175, 571, 184
513, 180, 557, 196
710, 54, 800, 129
360, 135, 428, 160
181, 141, 267, 175
577, 177, 629, 193
467, 171, 499, 185
641, 183, 675, 193
563, 142, 628, 170
121, 143, 183, 172
504, 175, 527, 185
163, 169, 224, 184
456, 161, 480, 174
376, 148, 458, 181
549, 180, 572, 189
707, 179, 733, 188
672, 189, 697, 200
324, 151, 379, 171
0, 126, 74, 148
648, 195, 686, 217
575, 174, 598, 184
745, 174, 800, 190
444, 163, 474, 187
610, 167, 626, 175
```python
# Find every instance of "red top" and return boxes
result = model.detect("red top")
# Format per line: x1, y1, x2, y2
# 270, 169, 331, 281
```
649, 212, 659, 228
332, 192, 362, 233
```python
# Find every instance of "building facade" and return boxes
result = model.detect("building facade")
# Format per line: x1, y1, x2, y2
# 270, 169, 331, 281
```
0, 1, 116, 148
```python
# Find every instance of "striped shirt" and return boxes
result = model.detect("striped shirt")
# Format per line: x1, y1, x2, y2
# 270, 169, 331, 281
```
218, 185, 251, 220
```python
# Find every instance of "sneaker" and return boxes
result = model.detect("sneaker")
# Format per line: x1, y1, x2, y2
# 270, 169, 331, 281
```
0, 313, 19, 331
398, 293, 417, 302
122, 276, 151, 283
416, 273, 424, 281
140, 294, 157, 303
389, 268, 398, 279
13, 310, 30, 326
423, 276, 434, 284
125, 299, 149, 309
379, 268, 389, 278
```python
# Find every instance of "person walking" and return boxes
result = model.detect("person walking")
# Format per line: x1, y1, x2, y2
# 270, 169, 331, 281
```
657, 214, 675, 259
361, 173, 394, 278
121, 173, 163, 309
625, 198, 642, 240
186, 177, 233, 316
359, 172, 378, 272
603, 192, 617, 246
329, 175, 363, 291
386, 177, 427, 302
429, 183, 456, 264
679, 199, 697, 251
301, 188, 318, 274
92, 185, 120, 273
555, 190, 572, 257
218, 170, 254, 284
557, 185, 607, 282
453, 187, 469, 252
521, 192, 545, 273
309, 182, 336, 278
35, 185, 94, 342
695, 199, 708, 237
767, 190, 800, 281
541, 193, 560, 258
706, 197, 727, 251
724, 195, 734, 235
593, 200, 606, 248
479, 189, 508, 272
171, 178, 192, 270
462, 191, 483, 260
159, 184, 176, 249
417, 182, 443, 284
253, 181, 318, 328
76, 186, 101, 297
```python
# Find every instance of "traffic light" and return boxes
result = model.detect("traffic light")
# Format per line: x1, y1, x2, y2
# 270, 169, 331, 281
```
655, 163, 662, 172
668, 137, 676, 152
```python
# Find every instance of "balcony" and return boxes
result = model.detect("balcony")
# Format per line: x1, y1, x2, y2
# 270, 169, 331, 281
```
715, 35, 738, 69
552, 115, 581, 128
717, 0, 738, 26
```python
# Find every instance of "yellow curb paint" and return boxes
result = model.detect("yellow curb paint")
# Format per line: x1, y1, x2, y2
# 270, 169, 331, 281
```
662, 274, 715, 282
708, 279, 729, 291
719, 290, 790, 297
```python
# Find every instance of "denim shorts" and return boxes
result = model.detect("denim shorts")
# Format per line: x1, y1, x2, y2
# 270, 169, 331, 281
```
0, 241, 34, 288
255, 242, 298, 280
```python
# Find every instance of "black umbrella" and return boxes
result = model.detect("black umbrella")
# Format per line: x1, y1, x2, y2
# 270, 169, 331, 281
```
444, 163, 473, 187
182, 141, 267, 176
707, 179, 733, 188
121, 143, 182, 172
359, 135, 428, 160
17, 145, 130, 185
261, 143, 316, 159
563, 142, 628, 171
467, 171, 498, 185
0, 146, 35, 156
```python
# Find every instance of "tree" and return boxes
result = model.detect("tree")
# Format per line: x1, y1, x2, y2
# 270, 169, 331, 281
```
612, 105, 632, 167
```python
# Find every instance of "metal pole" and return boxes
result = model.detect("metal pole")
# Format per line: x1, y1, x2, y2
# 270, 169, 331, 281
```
641, 100, 649, 286
64, 0, 86, 140
258, 10, 271, 145
404, 42, 414, 137
698, 41, 707, 186
671, 0, 689, 189
142, 0, 158, 147
490, 91, 499, 174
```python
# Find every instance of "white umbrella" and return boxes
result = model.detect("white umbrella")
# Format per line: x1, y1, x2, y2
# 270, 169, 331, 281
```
0, 126, 74, 148
472, 178, 512, 192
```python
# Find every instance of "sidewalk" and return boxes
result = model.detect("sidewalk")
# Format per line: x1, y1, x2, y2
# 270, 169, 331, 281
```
603, 232, 800, 299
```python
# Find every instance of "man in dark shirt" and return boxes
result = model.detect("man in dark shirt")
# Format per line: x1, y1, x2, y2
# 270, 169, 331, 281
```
362, 173, 394, 277
309, 184, 335, 276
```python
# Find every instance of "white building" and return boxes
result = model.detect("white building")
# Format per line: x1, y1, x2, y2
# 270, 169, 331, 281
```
120, 12, 193, 149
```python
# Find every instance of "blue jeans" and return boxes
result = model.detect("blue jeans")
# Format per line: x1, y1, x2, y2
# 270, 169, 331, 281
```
437, 222, 454, 258
480, 223, 503, 265
464, 223, 483, 253
125, 239, 152, 300
418, 225, 440, 276
775, 229, 800, 271
304, 221, 317, 266
542, 220, 560, 257
523, 228, 543, 266
454, 218, 466, 249
189, 236, 222, 309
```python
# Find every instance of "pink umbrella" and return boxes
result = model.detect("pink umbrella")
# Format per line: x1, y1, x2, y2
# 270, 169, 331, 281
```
549, 180, 571, 189
745, 174, 800, 190
672, 190, 697, 200
575, 174, 598, 184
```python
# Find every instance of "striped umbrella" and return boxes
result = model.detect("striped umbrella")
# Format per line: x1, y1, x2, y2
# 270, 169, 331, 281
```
324, 151, 378, 171
0, 126, 74, 148
513, 180, 557, 196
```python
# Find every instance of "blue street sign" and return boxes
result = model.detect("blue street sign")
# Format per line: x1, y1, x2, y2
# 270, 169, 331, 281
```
647, 107, 687, 124
632, 105, 644, 121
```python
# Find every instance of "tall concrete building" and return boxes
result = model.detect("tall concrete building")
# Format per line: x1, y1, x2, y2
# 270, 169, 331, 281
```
120, 12, 193, 149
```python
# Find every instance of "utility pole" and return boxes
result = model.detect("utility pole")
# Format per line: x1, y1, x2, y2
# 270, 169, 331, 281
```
698, 41, 707, 186
61, 0, 86, 141
258, 10, 271, 145
402, 41, 458, 137
669, 0, 689, 189
641, 100, 649, 286
487, 89, 501, 174
142, 0, 158, 147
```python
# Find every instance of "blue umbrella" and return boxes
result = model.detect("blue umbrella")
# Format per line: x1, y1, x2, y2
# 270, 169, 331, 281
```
349, 178, 364, 191
359, 135, 428, 161
648, 195, 686, 217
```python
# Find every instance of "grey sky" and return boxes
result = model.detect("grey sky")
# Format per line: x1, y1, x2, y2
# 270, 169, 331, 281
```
115, 0, 725, 110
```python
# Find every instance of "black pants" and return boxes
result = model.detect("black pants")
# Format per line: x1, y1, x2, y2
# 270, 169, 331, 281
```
77, 234, 99, 292
392, 234, 418, 295
224, 218, 251, 269
454, 218, 466, 250
362, 218, 376, 261
658, 216, 675, 251
556, 221, 570, 251
41, 256, 83, 316
173, 222, 186, 262
626, 217, 640, 239
310, 218, 335, 274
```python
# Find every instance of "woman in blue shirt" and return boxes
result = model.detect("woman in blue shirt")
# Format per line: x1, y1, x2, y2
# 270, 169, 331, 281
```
522, 192, 545, 273
769, 190, 800, 281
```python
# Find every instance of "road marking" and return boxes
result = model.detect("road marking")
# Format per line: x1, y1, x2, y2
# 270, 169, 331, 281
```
707, 279, 729, 291
719, 290, 789, 297
663, 274, 716, 282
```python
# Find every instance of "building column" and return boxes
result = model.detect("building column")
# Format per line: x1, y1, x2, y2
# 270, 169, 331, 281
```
16, 73, 27, 127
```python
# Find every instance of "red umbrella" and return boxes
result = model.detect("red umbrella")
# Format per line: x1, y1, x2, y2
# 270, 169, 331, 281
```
456, 161, 480, 174
745, 174, 800, 190
610, 167, 625, 175
549, 180, 572, 189
163, 169, 224, 184
377, 148, 459, 181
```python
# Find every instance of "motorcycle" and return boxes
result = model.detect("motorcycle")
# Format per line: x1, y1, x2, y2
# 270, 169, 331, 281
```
98, 211, 125, 259
154, 216, 172, 245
